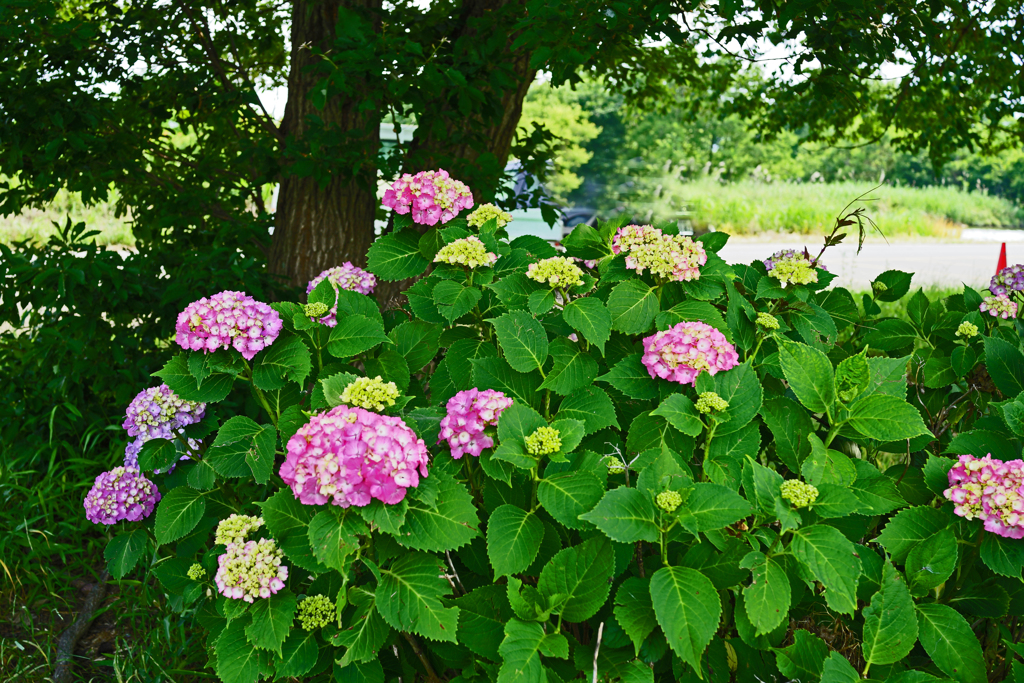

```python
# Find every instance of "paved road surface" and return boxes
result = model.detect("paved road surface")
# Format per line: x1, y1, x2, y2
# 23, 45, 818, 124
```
719, 234, 1019, 291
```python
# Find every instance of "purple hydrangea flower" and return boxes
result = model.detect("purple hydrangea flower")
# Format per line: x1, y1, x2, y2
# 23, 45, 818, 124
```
990, 264, 1024, 296
124, 384, 205, 442
84, 467, 161, 525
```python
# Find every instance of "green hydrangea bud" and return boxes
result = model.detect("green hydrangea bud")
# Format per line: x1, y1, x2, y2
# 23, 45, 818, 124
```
526, 257, 585, 289
525, 427, 562, 456
215, 514, 264, 546
297, 594, 335, 630
187, 563, 207, 581
872, 280, 888, 294
956, 321, 979, 338
341, 376, 401, 411
779, 480, 819, 508
303, 302, 329, 319
467, 203, 513, 228
756, 312, 779, 330
695, 392, 729, 414
656, 490, 682, 513
604, 456, 626, 474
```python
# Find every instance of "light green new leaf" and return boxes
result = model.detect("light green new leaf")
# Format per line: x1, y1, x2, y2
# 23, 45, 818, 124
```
538, 535, 614, 622
650, 566, 721, 674
563, 297, 612, 355
916, 603, 986, 683
579, 488, 659, 543
740, 551, 790, 636
155, 487, 205, 545
861, 562, 918, 667
779, 341, 835, 415
847, 394, 930, 441
245, 590, 297, 656
789, 525, 860, 614
376, 552, 459, 643
489, 311, 550, 373
487, 505, 545, 577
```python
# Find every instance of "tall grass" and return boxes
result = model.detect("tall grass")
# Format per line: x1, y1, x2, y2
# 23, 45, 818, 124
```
1, 187, 135, 247
673, 179, 1024, 237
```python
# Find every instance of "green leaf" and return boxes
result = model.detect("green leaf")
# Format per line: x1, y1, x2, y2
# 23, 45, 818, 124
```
471, 356, 543, 410
650, 566, 721, 674
137, 438, 178, 472
308, 508, 364, 571
245, 590, 297, 656
406, 277, 446, 323
608, 279, 658, 334
862, 561, 918, 667
562, 223, 610, 259
835, 352, 870, 402
906, 528, 958, 594
916, 603, 986, 683
433, 280, 482, 322
215, 618, 265, 683
366, 229, 430, 281
740, 552, 790, 636
579, 488, 659, 543
276, 628, 319, 678
849, 460, 906, 515
614, 577, 657, 656
984, 335, 1024, 397
980, 532, 1024, 578
875, 506, 948, 564
396, 475, 479, 552
212, 416, 277, 484
537, 471, 604, 530
774, 630, 827, 681
376, 551, 459, 643
706, 422, 760, 490
563, 297, 612, 355
104, 529, 148, 579
497, 619, 547, 683
847, 394, 930, 441
538, 338, 599, 395
363, 349, 410, 392
714, 361, 762, 435
759, 397, 814, 471
497, 402, 548, 448
556, 386, 619, 435
488, 272, 540, 310
487, 505, 545, 578
155, 487, 205, 545
251, 333, 312, 391
864, 318, 918, 351
801, 436, 857, 488
327, 315, 390, 359
779, 341, 835, 415
820, 652, 860, 683
260, 489, 328, 573
871, 270, 913, 301
334, 589, 389, 665
656, 300, 729, 338
789, 525, 860, 614
678, 483, 752, 533
597, 353, 658, 400
538, 535, 614, 622
549, 418, 585, 456
651, 394, 704, 437
388, 320, 441, 372
627, 411, 693, 454
489, 311, 550, 374
334, 659, 384, 683
154, 353, 233, 403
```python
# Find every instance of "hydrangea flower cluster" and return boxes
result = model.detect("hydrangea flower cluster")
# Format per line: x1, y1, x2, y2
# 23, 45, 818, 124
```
695, 392, 729, 414
981, 293, 1018, 319
756, 312, 779, 330
175, 291, 282, 361
298, 595, 336, 630
764, 250, 822, 287
990, 264, 1024, 296
188, 564, 207, 581
526, 257, 585, 289
611, 225, 707, 281
641, 321, 740, 386
382, 169, 474, 226
945, 454, 1024, 539
434, 236, 499, 269
467, 203, 513, 228
305, 263, 377, 327
214, 538, 289, 602
604, 456, 626, 475
956, 321, 979, 338
525, 427, 561, 456
215, 514, 264, 546
124, 384, 206, 442
341, 376, 401, 411
656, 491, 682, 513
280, 406, 429, 507
84, 467, 161, 525
304, 302, 329, 319
438, 389, 514, 459
780, 480, 819, 508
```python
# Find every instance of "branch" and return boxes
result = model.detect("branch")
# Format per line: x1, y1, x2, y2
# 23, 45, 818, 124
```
402, 632, 443, 683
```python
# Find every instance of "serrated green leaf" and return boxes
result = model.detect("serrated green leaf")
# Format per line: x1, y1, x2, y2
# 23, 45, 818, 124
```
215, 618, 265, 683
155, 487, 205, 545
138, 438, 178, 472
376, 551, 459, 642
260, 489, 328, 573
276, 628, 319, 678
154, 353, 234, 403
597, 353, 659, 400
489, 311, 549, 374
579, 488, 659, 543
212, 416, 276, 484
471, 356, 543, 410
538, 338, 599, 396
487, 505, 544, 578
334, 591, 390, 665
678, 483, 752, 533
779, 341, 835, 415
245, 590, 297, 656
775, 630, 827, 681
789, 525, 860, 614
862, 561, 918, 667
104, 529, 148, 579
916, 603, 986, 683
980, 531, 1024, 578
906, 527, 957, 595
651, 394, 703, 437
367, 229, 430, 281
650, 566, 720, 674
740, 551, 790, 636
308, 508, 365, 571
396, 475, 479, 552
433, 280, 482, 322
820, 652, 859, 683
759, 396, 814, 472
538, 535, 614, 622
848, 394, 930, 441
556, 386, 619, 435
608, 279, 658, 334
497, 619, 547, 683
876, 506, 948, 564
537, 471, 604, 530
563, 297, 612, 355
327, 315, 390, 359
614, 577, 657, 656
713, 361, 762, 435
388, 320, 441, 371
252, 333, 312, 391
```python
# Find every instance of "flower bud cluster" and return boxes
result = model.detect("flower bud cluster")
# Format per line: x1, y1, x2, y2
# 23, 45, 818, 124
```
305, 263, 377, 327
467, 203, 513, 228
981, 293, 1018, 319
956, 321, 979, 338
763, 250, 822, 287
188, 564, 207, 581
438, 388, 514, 459
304, 302, 329, 319
434, 236, 499, 269
214, 538, 289, 602
382, 169, 474, 226
695, 392, 729, 414
756, 312, 779, 330
215, 514, 265, 546
175, 291, 282, 361
611, 225, 707, 282
298, 594, 336, 630
526, 257, 585, 289
341, 376, 401, 411
280, 406, 429, 507
945, 454, 1024, 539
84, 467, 161, 525
604, 456, 626, 474
656, 490, 682, 513
525, 427, 561, 456
780, 480, 818, 508
642, 321, 740, 386
990, 264, 1024, 296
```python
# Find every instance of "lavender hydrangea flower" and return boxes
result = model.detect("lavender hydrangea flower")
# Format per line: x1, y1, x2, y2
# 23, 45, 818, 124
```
84, 467, 161, 525
990, 264, 1024, 296
641, 321, 740, 386
175, 290, 283, 361
124, 384, 205, 442
438, 388, 514, 459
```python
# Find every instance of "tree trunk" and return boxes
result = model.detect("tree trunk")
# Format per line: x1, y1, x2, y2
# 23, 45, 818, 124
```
269, 0, 381, 289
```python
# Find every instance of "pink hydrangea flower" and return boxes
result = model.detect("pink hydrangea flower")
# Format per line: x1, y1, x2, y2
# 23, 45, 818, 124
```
280, 406, 429, 507
981, 293, 1018, 319
642, 321, 740, 386
438, 388, 514, 459
382, 169, 474, 226
84, 466, 161, 525
945, 454, 1024, 539
123, 384, 205, 441
175, 291, 282, 361
214, 538, 289, 602
306, 263, 377, 327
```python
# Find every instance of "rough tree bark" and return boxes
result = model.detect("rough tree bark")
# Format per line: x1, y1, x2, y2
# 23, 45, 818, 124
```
269, 0, 382, 289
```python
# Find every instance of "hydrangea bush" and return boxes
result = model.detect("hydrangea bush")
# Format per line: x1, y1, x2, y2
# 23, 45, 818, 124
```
89, 171, 1024, 682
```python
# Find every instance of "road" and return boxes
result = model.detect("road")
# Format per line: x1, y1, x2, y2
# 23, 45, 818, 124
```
718, 230, 1023, 291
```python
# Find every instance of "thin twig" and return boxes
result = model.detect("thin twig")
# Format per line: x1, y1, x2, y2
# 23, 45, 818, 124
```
403, 633, 443, 683
445, 550, 466, 595
592, 621, 605, 683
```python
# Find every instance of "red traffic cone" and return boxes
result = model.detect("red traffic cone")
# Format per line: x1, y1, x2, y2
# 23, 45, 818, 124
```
997, 243, 1007, 274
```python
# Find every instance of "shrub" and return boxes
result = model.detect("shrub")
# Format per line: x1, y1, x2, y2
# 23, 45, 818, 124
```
87, 176, 1024, 682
